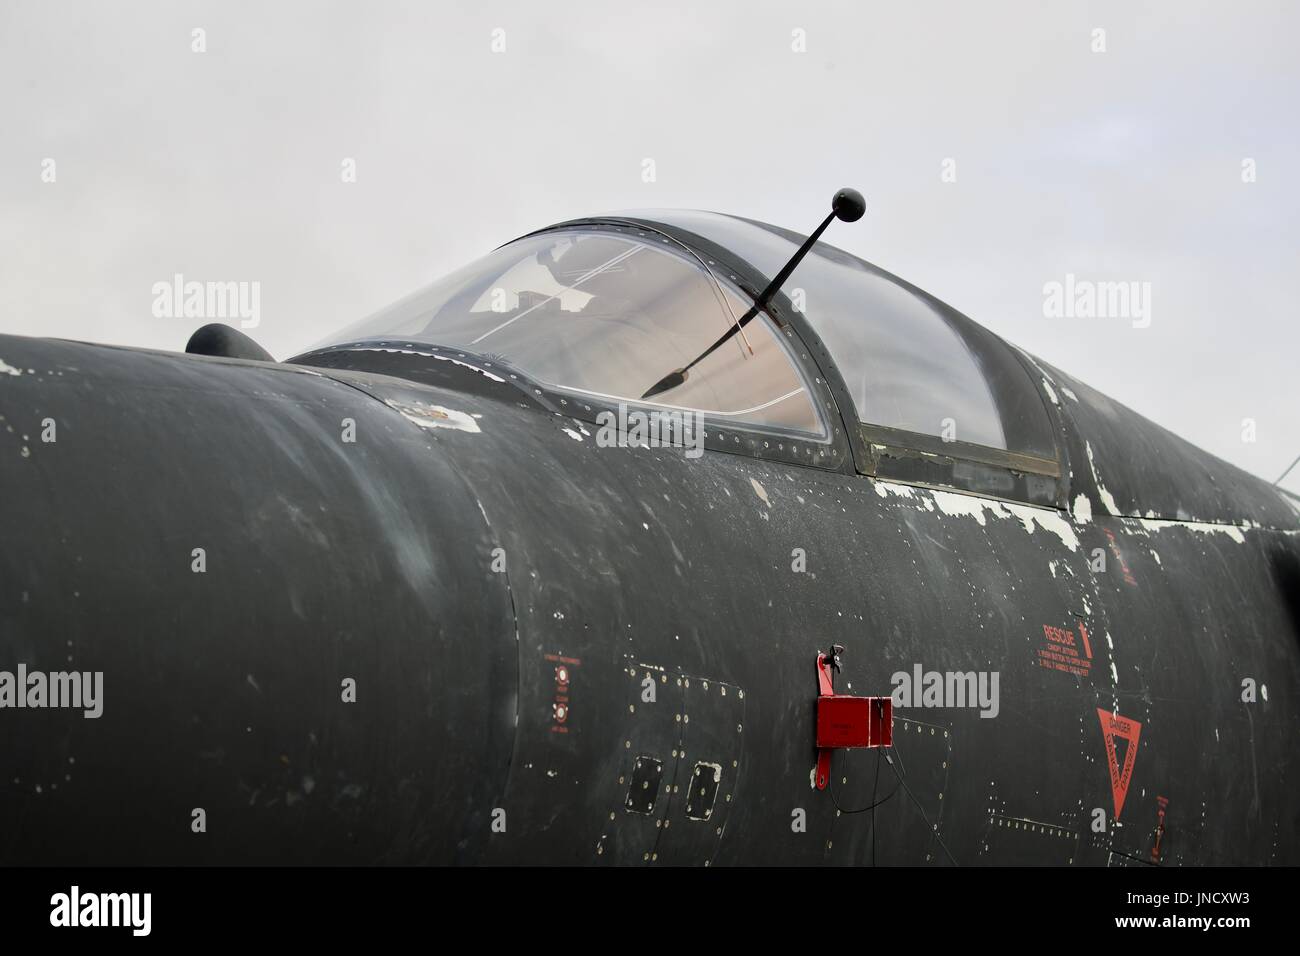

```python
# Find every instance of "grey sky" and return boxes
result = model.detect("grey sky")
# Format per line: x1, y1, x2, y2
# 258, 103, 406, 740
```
2, 0, 1296, 491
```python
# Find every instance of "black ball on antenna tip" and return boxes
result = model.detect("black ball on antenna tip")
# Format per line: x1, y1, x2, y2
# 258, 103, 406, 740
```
832, 187, 866, 222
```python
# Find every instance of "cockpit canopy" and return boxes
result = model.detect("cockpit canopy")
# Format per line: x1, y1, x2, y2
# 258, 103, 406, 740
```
630, 211, 1057, 460
327, 224, 826, 439
321, 210, 1059, 493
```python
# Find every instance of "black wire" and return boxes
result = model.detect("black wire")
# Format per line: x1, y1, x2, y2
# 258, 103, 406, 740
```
1275, 450, 1300, 486
871, 746, 881, 866
827, 748, 900, 814
880, 746, 959, 865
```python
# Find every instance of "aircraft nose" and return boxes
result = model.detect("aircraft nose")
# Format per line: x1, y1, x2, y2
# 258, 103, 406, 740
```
0, 334, 517, 864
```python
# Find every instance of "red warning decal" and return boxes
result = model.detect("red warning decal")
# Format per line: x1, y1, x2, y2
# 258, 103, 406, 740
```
1036, 622, 1093, 677
1097, 708, 1142, 818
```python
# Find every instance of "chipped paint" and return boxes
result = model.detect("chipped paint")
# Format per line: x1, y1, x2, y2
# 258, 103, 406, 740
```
1084, 441, 1121, 516
1134, 516, 1247, 544
1041, 378, 1060, 406
388, 400, 481, 433
561, 427, 583, 442
883, 482, 1079, 550
1061, 386, 1078, 402
874, 480, 917, 499
1003, 501, 1081, 552
750, 478, 770, 507
0, 358, 22, 377
931, 489, 1003, 526
434, 354, 506, 382
349, 346, 506, 383
1072, 494, 1093, 524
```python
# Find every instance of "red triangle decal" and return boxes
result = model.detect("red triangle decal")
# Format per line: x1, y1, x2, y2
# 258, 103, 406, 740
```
1097, 708, 1142, 819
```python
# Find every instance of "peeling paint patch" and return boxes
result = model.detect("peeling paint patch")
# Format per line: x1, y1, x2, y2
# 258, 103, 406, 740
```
1085, 441, 1121, 516
348, 346, 506, 382
750, 478, 771, 507
1004, 501, 1081, 552
925, 488, 1081, 550
388, 400, 481, 433
561, 427, 583, 442
0, 358, 22, 377
433, 353, 506, 382
1134, 517, 1247, 544
1061, 386, 1078, 402
881, 480, 1082, 549
931, 489, 1004, 525
874, 480, 917, 499
1041, 378, 1060, 406
1099, 488, 1122, 515
1072, 494, 1093, 524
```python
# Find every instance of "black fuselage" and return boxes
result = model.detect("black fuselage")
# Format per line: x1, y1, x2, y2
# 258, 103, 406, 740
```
1, 330, 1295, 866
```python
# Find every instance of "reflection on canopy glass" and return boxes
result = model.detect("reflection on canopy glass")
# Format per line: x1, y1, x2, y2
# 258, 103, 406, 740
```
612, 209, 1061, 459
325, 230, 825, 438
615, 210, 1015, 450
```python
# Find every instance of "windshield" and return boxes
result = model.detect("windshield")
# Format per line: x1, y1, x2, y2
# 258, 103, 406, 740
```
322, 228, 826, 437
611, 210, 1059, 460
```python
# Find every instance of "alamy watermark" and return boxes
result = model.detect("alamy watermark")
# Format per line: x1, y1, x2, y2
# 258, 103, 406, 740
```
151, 273, 261, 329
891, 664, 999, 718
50, 886, 150, 936
596, 403, 705, 459
1043, 273, 1151, 328
0, 665, 103, 718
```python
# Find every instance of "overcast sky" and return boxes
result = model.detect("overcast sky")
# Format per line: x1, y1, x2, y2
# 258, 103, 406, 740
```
1, 0, 1296, 492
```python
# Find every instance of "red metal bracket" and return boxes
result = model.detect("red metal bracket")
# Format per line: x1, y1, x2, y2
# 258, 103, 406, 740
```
815, 651, 893, 790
